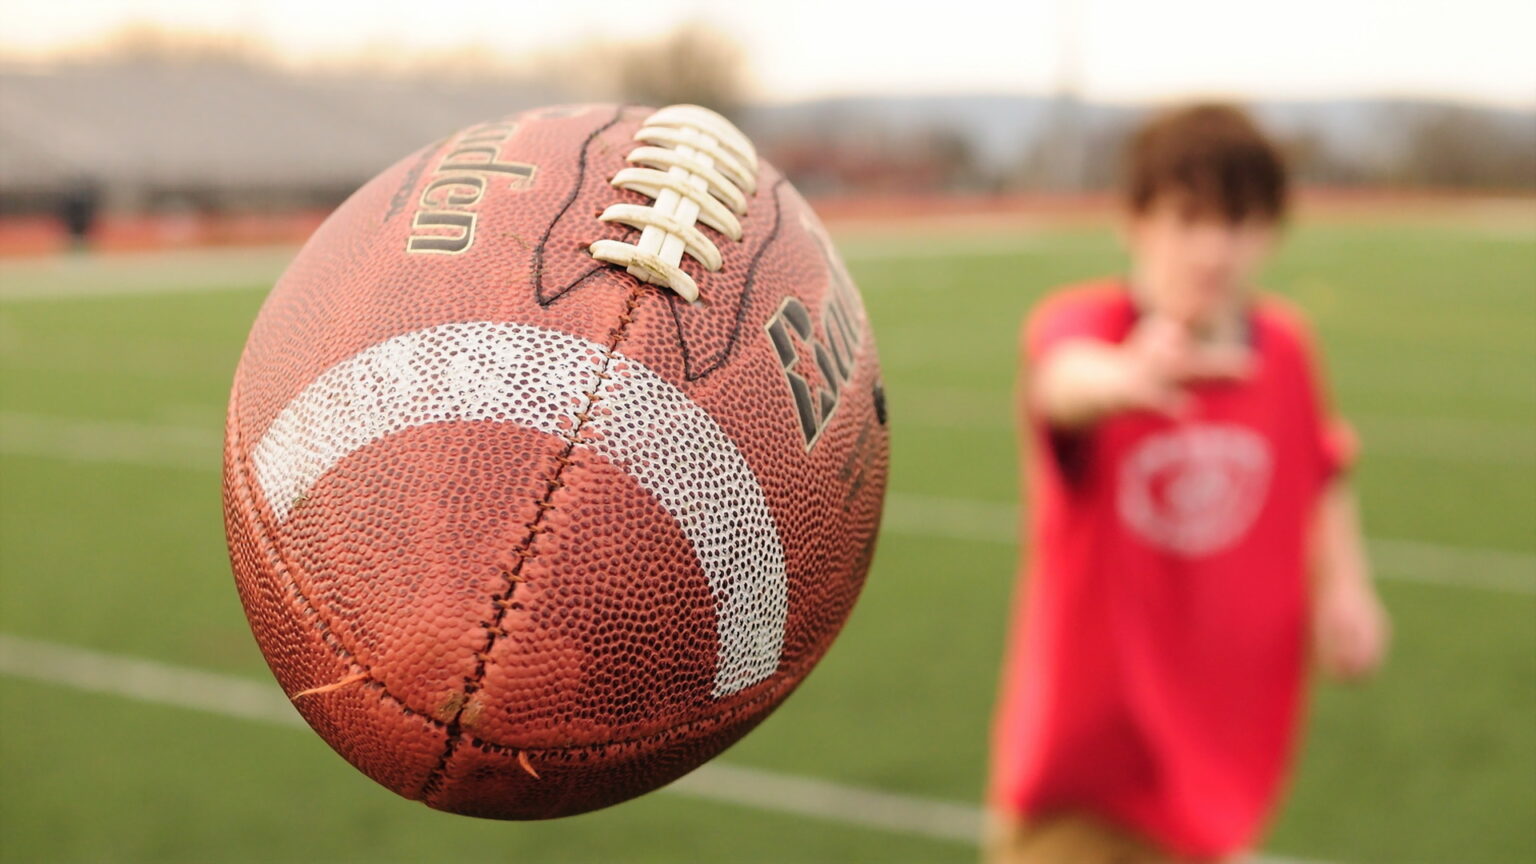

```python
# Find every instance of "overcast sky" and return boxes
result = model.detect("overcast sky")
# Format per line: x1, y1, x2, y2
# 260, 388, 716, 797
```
5, 0, 1534, 106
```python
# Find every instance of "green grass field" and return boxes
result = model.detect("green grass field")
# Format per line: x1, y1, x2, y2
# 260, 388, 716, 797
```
1, 212, 1533, 863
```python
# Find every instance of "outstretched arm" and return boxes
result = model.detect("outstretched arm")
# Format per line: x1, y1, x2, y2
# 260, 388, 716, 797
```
1032, 314, 1251, 430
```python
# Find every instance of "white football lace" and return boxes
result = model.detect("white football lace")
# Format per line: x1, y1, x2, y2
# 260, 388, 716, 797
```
589, 104, 760, 303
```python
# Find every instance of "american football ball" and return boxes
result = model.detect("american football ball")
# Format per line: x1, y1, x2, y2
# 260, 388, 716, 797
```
222, 103, 889, 819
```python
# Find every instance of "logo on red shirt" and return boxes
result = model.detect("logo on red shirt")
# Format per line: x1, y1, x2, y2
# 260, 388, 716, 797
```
1117, 423, 1273, 556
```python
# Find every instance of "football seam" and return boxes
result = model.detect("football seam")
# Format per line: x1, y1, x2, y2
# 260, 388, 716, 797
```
230, 107, 809, 807
530, 106, 791, 386
670, 177, 788, 382
231, 317, 795, 796
461, 673, 792, 756
229, 392, 446, 729
417, 277, 649, 802
532, 106, 628, 306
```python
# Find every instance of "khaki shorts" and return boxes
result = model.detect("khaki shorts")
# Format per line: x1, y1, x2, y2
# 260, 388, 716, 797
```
985, 811, 1208, 864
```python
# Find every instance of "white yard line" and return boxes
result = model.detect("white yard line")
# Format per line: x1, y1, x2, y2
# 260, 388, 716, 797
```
0, 412, 216, 470
0, 246, 297, 301
3, 411, 1532, 596
0, 631, 974, 845
837, 233, 1064, 262
888, 386, 1536, 468
0, 238, 1059, 302
882, 492, 1536, 596
0, 632, 1326, 863
0, 632, 302, 728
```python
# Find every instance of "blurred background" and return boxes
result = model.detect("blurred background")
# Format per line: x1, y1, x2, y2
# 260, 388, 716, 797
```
0, 1, 1532, 862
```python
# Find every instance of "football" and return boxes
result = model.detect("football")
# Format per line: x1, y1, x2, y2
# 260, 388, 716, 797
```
222, 103, 889, 819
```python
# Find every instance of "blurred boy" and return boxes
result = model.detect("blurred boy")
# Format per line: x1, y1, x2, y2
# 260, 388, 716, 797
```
987, 104, 1389, 863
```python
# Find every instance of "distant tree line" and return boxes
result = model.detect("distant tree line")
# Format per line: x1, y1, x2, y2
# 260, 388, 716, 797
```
4, 21, 1532, 213
829, 105, 1536, 195
611, 27, 1534, 194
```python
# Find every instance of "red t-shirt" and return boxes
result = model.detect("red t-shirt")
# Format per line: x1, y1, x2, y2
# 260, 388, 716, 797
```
989, 281, 1350, 858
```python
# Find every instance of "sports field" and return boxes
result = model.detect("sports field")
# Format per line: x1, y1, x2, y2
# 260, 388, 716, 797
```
1, 208, 1532, 863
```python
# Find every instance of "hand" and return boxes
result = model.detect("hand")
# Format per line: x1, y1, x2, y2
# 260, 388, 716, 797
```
1312, 576, 1390, 682
1117, 314, 1254, 417
1032, 313, 1255, 429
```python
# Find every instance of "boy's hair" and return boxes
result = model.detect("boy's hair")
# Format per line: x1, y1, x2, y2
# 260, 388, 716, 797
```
1124, 103, 1289, 222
